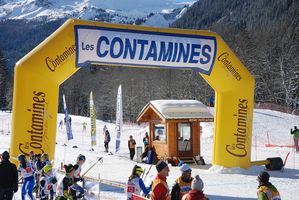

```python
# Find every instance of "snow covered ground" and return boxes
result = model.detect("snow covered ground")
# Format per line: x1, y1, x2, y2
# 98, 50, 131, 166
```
0, 108, 299, 200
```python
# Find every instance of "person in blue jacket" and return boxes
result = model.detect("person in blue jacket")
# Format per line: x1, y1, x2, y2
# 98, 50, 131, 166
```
126, 165, 149, 200
18, 154, 35, 200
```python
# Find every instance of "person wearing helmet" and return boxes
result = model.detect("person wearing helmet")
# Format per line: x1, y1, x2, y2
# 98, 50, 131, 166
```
69, 154, 86, 199
0, 151, 18, 200
56, 164, 82, 200
41, 153, 51, 168
39, 165, 53, 200
126, 165, 149, 200
257, 171, 281, 200
18, 154, 35, 200
74, 154, 86, 183
28, 151, 35, 169
33, 154, 43, 198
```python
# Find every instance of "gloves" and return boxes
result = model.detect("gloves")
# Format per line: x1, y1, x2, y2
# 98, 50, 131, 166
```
51, 177, 57, 184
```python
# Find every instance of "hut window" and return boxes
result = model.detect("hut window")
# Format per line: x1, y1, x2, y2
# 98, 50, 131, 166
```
154, 124, 166, 141
178, 123, 191, 151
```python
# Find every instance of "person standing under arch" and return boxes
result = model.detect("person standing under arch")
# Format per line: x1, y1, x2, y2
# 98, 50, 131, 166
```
128, 135, 136, 160
151, 160, 170, 200
171, 164, 194, 200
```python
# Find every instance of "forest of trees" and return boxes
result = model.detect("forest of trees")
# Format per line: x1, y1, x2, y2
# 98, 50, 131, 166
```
0, 0, 298, 121
172, 0, 299, 108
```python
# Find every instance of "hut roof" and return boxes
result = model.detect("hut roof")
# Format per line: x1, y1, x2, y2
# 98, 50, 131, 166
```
137, 99, 214, 122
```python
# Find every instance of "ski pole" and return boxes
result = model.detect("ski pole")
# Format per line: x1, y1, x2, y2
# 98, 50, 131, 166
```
81, 157, 103, 178
143, 164, 153, 182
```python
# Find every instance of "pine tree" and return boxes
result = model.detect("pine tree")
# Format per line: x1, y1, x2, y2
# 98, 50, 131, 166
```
0, 49, 9, 110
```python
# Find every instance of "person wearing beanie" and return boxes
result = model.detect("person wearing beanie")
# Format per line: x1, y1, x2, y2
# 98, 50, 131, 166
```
56, 164, 76, 200
257, 171, 281, 200
151, 160, 170, 200
0, 151, 18, 200
126, 165, 149, 199
182, 175, 208, 200
171, 164, 193, 200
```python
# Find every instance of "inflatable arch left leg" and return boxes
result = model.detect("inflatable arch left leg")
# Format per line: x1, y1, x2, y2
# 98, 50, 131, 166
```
10, 19, 254, 169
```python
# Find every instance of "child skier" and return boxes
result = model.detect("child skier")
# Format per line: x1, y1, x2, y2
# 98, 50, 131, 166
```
18, 154, 35, 200
126, 165, 149, 200
39, 164, 57, 200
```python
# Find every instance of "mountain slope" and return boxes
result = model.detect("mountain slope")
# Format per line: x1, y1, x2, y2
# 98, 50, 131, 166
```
0, 0, 195, 26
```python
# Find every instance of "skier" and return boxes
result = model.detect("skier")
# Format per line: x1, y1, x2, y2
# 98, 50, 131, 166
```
56, 164, 75, 200
291, 126, 299, 152
82, 122, 87, 132
72, 154, 86, 197
39, 164, 57, 200
33, 154, 43, 197
128, 135, 136, 160
171, 164, 193, 200
256, 171, 281, 200
126, 165, 149, 200
74, 154, 86, 182
59, 119, 63, 129
104, 129, 111, 152
28, 150, 35, 168
41, 153, 51, 167
18, 154, 35, 200
151, 160, 170, 200
0, 151, 18, 200
181, 175, 208, 200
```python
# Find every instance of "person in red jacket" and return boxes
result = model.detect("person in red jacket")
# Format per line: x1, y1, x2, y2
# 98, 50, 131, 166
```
182, 175, 209, 200
151, 160, 170, 200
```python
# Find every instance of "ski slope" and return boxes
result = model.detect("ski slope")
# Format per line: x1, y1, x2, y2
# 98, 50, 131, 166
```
0, 108, 298, 200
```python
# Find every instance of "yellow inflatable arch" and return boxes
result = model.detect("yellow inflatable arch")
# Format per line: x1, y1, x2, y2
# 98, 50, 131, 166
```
10, 19, 254, 168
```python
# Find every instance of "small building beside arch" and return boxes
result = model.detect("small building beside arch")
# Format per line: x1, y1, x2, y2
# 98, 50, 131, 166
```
137, 99, 214, 164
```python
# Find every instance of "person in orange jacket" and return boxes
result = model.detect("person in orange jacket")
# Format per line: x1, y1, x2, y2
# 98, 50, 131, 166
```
151, 160, 170, 200
171, 164, 193, 200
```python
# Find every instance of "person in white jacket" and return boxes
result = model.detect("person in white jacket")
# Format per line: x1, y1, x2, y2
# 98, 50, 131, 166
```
18, 154, 35, 200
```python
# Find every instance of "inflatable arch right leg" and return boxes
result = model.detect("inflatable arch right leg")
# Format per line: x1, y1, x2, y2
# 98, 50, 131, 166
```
10, 19, 254, 168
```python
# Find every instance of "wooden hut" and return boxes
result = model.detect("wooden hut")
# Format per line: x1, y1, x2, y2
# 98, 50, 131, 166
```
137, 100, 214, 164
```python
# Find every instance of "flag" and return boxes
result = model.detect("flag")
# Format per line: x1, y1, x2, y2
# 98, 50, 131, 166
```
115, 85, 123, 153
63, 94, 73, 140
90, 91, 96, 146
